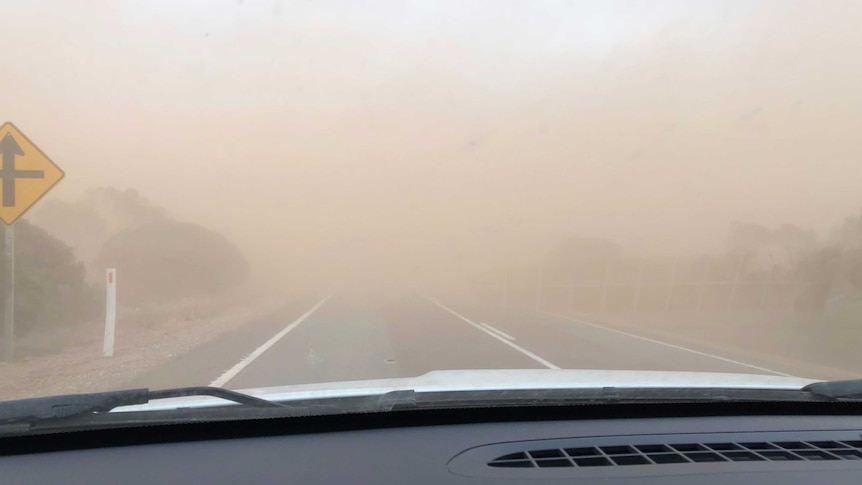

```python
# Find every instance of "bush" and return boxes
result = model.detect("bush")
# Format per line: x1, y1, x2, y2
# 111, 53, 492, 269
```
31, 187, 167, 264
94, 222, 248, 305
0, 220, 98, 336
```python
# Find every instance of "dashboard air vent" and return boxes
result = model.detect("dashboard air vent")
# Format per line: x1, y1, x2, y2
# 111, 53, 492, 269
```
489, 440, 862, 468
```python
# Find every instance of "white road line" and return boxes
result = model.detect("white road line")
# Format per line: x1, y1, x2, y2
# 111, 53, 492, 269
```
479, 322, 516, 341
428, 298, 560, 369
210, 296, 331, 387
541, 310, 792, 377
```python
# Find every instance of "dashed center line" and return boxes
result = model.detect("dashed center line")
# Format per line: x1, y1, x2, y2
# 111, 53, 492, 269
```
427, 298, 560, 370
479, 322, 516, 341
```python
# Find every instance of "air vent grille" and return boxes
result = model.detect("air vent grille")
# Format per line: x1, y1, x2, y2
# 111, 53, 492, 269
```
488, 440, 862, 468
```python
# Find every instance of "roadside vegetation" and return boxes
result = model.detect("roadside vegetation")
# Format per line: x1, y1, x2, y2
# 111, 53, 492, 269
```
0, 187, 248, 355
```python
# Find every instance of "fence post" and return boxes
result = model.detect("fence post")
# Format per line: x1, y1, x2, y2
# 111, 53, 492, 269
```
103, 268, 117, 357
600, 259, 612, 313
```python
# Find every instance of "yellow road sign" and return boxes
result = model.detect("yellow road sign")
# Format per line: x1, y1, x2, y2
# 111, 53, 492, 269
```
0, 123, 64, 225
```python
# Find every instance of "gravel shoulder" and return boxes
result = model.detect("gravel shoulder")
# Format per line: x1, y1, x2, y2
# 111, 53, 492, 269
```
0, 293, 285, 400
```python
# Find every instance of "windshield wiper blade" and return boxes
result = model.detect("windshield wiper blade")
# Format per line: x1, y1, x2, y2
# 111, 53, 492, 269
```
5, 381, 856, 427
802, 379, 862, 400
375, 386, 849, 411
0, 386, 286, 424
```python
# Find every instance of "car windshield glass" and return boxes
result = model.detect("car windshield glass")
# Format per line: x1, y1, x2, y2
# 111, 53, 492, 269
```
0, 0, 861, 413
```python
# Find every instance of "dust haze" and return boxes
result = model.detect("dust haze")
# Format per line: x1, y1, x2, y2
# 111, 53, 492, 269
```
3, 0, 862, 294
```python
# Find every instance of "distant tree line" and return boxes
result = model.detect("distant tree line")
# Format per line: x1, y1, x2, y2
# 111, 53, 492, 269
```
0, 188, 251, 339
472, 211, 862, 317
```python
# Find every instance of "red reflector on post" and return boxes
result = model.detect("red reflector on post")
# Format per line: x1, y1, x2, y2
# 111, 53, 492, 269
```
108, 273, 113, 284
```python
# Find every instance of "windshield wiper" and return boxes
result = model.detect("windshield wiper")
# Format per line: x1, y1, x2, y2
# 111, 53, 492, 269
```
375, 385, 862, 411
0, 386, 286, 425
802, 379, 862, 400
4, 380, 859, 432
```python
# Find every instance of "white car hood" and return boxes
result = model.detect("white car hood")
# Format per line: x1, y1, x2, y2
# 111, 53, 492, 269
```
116, 369, 818, 413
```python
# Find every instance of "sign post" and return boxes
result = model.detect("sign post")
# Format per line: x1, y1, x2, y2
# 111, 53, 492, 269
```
3, 224, 13, 362
103, 268, 117, 357
0, 122, 65, 361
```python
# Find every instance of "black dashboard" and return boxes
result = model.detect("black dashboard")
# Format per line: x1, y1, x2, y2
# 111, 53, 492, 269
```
2, 408, 862, 484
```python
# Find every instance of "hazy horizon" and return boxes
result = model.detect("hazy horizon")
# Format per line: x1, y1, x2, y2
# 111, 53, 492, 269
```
4, 0, 862, 288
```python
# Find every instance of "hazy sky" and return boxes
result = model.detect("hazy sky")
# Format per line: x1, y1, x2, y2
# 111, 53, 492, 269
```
3, 0, 862, 284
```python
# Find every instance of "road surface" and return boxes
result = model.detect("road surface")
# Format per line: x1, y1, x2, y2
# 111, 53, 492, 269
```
128, 291, 848, 390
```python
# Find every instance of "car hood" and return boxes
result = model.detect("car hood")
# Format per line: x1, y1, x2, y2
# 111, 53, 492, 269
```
115, 369, 818, 412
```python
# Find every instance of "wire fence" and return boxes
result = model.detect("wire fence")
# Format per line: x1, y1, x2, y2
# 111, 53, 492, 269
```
471, 256, 832, 316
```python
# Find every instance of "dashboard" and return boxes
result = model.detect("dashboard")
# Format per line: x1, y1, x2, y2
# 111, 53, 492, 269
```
2, 410, 862, 484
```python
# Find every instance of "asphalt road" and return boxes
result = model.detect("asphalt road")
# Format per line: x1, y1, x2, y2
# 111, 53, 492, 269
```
127, 291, 847, 391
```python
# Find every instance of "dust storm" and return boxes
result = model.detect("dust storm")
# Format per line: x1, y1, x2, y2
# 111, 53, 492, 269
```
1, 0, 860, 295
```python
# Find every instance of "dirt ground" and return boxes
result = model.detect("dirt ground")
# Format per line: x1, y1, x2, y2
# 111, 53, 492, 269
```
0, 292, 285, 401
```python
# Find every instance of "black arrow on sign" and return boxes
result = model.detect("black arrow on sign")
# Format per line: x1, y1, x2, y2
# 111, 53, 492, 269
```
0, 133, 44, 207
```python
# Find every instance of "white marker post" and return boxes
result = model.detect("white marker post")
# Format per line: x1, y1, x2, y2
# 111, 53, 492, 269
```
103, 268, 117, 357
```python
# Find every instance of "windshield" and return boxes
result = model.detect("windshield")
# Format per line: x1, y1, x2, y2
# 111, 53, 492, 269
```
0, 0, 860, 406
